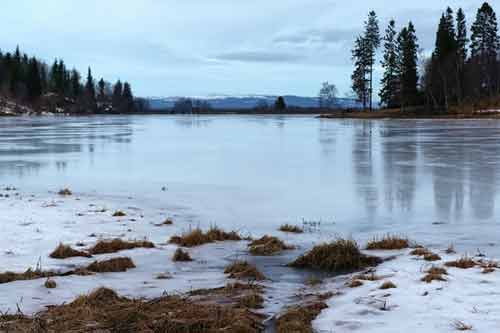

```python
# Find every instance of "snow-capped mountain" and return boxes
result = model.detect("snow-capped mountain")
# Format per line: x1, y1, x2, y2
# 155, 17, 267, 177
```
147, 95, 361, 110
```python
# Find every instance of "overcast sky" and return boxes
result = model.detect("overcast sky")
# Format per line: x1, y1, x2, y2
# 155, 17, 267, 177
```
0, 0, 497, 97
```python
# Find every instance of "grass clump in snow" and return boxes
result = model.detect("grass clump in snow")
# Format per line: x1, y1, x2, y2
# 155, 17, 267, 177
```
49, 243, 91, 259
279, 224, 303, 233
248, 235, 294, 256
238, 293, 264, 309
289, 239, 381, 272
0, 268, 56, 284
446, 244, 456, 254
421, 266, 448, 283
88, 239, 155, 255
0, 287, 264, 333
445, 257, 476, 269
353, 273, 382, 281
379, 281, 397, 289
366, 235, 409, 250
276, 302, 328, 333
410, 247, 432, 256
224, 261, 266, 281
169, 226, 242, 247
112, 210, 127, 217
452, 320, 473, 331
348, 279, 364, 288
58, 188, 72, 196
86, 257, 136, 273
172, 248, 192, 262
44, 278, 57, 289
424, 252, 442, 262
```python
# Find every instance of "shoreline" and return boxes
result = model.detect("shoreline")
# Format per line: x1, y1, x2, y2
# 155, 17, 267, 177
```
0, 187, 499, 331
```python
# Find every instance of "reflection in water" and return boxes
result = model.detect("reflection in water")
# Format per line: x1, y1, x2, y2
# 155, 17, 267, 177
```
352, 121, 378, 220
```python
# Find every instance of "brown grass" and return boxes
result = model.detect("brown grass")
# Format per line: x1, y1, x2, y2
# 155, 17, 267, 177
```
0, 268, 57, 284
172, 248, 192, 262
366, 235, 409, 250
112, 210, 127, 217
379, 281, 396, 289
88, 239, 155, 255
410, 247, 432, 256
348, 279, 364, 288
58, 188, 72, 196
279, 224, 304, 233
162, 218, 173, 225
0, 287, 264, 333
453, 320, 473, 331
424, 253, 442, 262
238, 293, 264, 309
44, 278, 57, 289
49, 243, 91, 259
446, 244, 456, 254
276, 302, 328, 333
224, 261, 266, 281
353, 273, 382, 281
289, 239, 381, 272
248, 235, 294, 256
86, 257, 136, 273
169, 226, 242, 247
445, 257, 477, 269
421, 267, 448, 283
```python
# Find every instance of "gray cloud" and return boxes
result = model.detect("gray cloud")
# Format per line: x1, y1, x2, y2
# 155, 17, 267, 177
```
215, 51, 306, 63
274, 28, 359, 45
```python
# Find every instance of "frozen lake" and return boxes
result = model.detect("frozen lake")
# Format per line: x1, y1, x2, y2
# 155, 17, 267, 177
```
1, 115, 500, 255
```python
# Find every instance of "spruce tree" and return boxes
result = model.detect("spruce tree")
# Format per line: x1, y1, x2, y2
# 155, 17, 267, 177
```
85, 67, 95, 100
380, 20, 400, 108
122, 82, 134, 112
456, 8, 467, 103
398, 22, 419, 108
274, 96, 286, 111
26, 58, 42, 101
70, 69, 81, 98
98, 78, 106, 102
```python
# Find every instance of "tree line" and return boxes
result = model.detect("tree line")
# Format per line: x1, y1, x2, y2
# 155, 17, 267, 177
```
0, 46, 136, 113
352, 2, 500, 112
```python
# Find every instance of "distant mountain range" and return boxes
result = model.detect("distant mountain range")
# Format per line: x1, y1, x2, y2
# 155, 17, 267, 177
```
147, 95, 362, 110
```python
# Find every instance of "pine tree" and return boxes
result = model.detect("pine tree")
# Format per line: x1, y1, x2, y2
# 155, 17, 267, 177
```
398, 22, 419, 108
70, 69, 81, 98
470, 2, 499, 97
274, 96, 286, 111
122, 82, 134, 112
351, 36, 369, 108
98, 78, 106, 102
456, 8, 467, 103
26, 58, 42, 101
112, 80, 123, 111
380, 20, 400, 108
85, 67, 95, 100
364, 11, 381, 111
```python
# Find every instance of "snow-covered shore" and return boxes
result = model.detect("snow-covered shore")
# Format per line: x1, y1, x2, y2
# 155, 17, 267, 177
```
2, 186, 500, 332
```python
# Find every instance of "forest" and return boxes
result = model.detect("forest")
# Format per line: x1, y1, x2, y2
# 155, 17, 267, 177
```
352, 2, 500, 113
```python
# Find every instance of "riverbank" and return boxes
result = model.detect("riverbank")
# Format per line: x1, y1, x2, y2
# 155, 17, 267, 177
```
319, 108, 500, 119
0, 186, 499, 332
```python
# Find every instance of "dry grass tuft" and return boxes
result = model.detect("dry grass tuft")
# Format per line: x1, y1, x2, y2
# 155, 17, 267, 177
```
453, 320, 473, 331
112, 210, 127, 217
445, 257, 477, 269
88, 239, 155, 255
482, 267, 495, 274
410, 247, 432, 256
424, 253, 442, 262
172, 248, 192, 262
248, 235, 294, 256
349, 279, 364, 288
446, 244, 456, 254
86, 257, 136, 273
44, 278, 57, 289
238, 293, 264, 309
421, 267, 448, 283
379, 281, 396, 289
276, 302, 328, 333
169, 226, 242, 247
50, 243, 91, 259
366, 235, 409, 250
0, 268, 56, 284
58, 188, 72, 196
224, 261, 266, 281
353, 273, 382, 281
162, 218, 173, 225
289, 239, 381, 272
279, 224, 304, 233
0, 287, 265, 332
